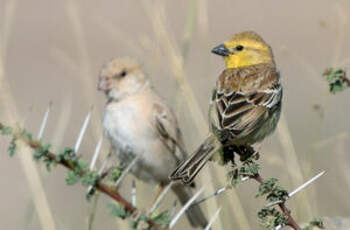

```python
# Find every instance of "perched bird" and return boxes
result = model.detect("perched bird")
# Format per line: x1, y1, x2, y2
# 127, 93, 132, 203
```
170, 31, 282, 184
98, 57, 208, 228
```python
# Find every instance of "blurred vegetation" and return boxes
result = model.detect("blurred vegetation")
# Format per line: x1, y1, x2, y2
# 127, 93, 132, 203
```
323, 68, 349, 94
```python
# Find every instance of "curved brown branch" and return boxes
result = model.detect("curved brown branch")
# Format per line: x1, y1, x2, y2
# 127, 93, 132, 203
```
0, 125, 163, 230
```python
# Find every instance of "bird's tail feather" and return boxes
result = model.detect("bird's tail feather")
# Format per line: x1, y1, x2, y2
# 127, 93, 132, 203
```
170, 134, 221, 184
172, 184, 208, 228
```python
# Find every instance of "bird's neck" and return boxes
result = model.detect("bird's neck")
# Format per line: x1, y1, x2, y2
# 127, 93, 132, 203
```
107, 80, 151, 103
224, 52, 274, 69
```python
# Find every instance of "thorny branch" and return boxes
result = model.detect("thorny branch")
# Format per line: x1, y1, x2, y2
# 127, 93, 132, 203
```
0, 122, 162, 230
226, 145, 318, 230
1, 121, 324, 230
253, 174, 301, 230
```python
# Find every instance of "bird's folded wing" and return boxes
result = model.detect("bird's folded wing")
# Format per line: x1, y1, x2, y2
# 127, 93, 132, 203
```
152, 103, 187, 163
215, 64, 282, 137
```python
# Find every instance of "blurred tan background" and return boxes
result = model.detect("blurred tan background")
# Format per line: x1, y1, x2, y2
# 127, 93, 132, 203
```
0, 0, 350, 229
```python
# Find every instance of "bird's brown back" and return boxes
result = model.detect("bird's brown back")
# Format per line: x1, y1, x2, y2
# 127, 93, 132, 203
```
213, 63, 281, 140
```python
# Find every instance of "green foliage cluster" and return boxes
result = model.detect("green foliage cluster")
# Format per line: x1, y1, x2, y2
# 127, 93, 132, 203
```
1, 126, 35, 157
34, 144, 53, 169
1, 125, 13, 136
257, 207, 288, 229
0, 124, 167, 229
8, 138, 16, 157
227, 153, 325, 229
256, 178, 289, 203
108, 203, 131, 219
229, 155, 289, 228
228, 154, 291, 228
302, 218, 325, 230
32, 145, 96, 188
229, 154, 260, 186
48, 147, 101, 197
151, 210, 172, 228
131, 211, 171, 230
0, 125, 16, 156
0, 126, 102, 199
109, 166, 124, 182
323, 68, 349, 94
108, 202, 171, 230
256, 178, 289, 227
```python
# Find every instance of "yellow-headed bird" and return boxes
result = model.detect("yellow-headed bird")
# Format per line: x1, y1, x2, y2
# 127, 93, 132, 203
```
170, 31, 282, 184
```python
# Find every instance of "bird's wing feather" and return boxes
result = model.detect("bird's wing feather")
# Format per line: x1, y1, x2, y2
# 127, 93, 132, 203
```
215, 63, 281, 137
152, 103, 187, 163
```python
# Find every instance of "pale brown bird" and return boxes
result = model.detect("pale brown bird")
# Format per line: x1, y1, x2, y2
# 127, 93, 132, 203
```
170, 31, 282, 184
98, 57, 208, 228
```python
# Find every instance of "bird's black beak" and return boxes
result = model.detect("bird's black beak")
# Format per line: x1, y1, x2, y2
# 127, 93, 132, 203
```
211, 44, 232, 56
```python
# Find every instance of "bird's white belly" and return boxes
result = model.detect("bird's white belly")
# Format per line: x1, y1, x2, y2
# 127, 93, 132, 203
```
103, 103, 175, 183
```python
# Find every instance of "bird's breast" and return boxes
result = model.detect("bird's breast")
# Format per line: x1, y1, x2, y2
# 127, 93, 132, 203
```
102, 99, 177, 183
103, 102, 149, 152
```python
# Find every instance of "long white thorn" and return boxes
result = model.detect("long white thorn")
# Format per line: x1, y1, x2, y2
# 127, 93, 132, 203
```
87, 153, 110, 194
169, 187, 204, 229
97, 157, 108, 175
191, 186, 227, 207
89, 135, 103, 171
131, 180, 136, 206
115, 155, 141, 188
265, 200, 283, 208
149, 181, 174, 214
265, 171, 326, 208
274, 224, 283, 230
74, 106, 93, 153
288, 171, 325, 198
204, 207, 222, 230
169, 200, 178, 218
37, 102, 52, 140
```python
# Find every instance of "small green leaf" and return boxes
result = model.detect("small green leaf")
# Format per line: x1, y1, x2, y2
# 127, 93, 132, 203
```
108, 203, 130, 219
81, 171, 99, 187
77, 159, 88, 172
129, 220, 138, 229
257, 207, 288, 228
45, 159, 54, 171
33, 144, 51, 162
257, 178, 278, 197
247, 162, 260, 175
110, 167, 124, 182
323, 67, 349, 94
56, 147, 75, 163
21, 129, 33, 142
152, 210, 171, 228
302, 217, 324, 230
229, 169, 242, 187
65, 170, 80, 185
8, 139, 16, 157
1, 126, 13, 135
310, 218, 324, 228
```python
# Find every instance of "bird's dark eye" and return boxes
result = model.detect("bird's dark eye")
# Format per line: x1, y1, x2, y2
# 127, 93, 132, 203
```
120, 71, 127, 77
236, 45, 244, 51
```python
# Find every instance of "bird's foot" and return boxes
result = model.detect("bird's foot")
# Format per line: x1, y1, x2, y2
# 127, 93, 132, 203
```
234, 145, 258, 162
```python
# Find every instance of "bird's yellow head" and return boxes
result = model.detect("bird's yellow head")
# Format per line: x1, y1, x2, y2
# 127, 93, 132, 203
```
212, 31, 274, 69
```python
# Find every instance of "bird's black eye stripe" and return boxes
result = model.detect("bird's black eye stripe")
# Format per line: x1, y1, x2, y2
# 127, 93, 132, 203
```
120, 70, 127, 77
236, 45, 244, 51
